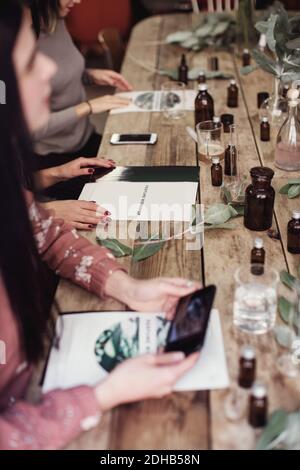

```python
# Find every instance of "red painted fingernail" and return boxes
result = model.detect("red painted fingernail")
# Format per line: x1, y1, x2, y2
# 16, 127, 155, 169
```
88, 168, 95, 174
104, 211, 111, 216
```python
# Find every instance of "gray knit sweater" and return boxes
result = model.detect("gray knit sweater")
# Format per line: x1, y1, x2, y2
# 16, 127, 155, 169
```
34, 19, 94, 156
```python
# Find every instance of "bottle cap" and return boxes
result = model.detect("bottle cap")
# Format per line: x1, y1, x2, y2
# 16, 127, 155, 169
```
254, 237, 263, 249
212, 156, 220, 164
261, 117, 269, 123
241, 345, 256, 360
292, 210, 300, 220
230, 79, 237, 85
198, 71, 205, 76
251, 382, 267, 399
221, 113, 234, 125
250, 166, 274, 181
213, 116, 221, 123
243, 48, 249, 54
198, 84, 208, 91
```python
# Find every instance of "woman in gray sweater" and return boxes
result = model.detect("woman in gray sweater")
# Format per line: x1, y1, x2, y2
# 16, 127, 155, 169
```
28, 0, 132, 229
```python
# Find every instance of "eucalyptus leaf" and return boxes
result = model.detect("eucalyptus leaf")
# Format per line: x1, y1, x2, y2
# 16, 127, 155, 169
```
96, 238, 132, 258
252, 49, 279, 76
194, 23, 214, 38
288, 184, 300, 199
181, 36, 201, 49
274, 324, 295, 348
288, 179, 300, 185
133, 235, 165, 262
204, 203, 233, 225
256, 409, 288, 450
204, 222, 237, 230
278, 296, 293, 324
255, 19, 269, 35
212, 21, 230, 37
165, 31, 193, 44
230, 204, 245, 216
286, 38, 300, 50
228, 205, 239, 218
280, 270, 297, 290
265, 14, 278, 53
222, 186, 232, 204
279, 182, 291, 194
240, 65, 258, 75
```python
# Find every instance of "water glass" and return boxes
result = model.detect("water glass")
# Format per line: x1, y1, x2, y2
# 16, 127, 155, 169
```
161, 81, 186, 120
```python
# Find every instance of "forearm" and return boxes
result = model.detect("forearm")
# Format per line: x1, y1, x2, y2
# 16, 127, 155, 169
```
75, 101, 92, 119
34, 167, 62, 190
104, 270, 136, 306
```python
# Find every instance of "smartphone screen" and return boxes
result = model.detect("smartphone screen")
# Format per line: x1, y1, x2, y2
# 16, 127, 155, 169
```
164, 285, 216, 356
118, 134, 152, 142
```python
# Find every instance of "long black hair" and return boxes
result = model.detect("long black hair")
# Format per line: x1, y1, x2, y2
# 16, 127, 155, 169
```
0, 0, 54, 363
26, 0, 60, 37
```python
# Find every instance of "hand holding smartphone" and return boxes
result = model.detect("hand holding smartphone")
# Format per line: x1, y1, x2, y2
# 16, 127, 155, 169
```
164, 285, 216, 356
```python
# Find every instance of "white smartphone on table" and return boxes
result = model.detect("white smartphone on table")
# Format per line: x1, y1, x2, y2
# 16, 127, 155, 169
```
110, 133, 158, 145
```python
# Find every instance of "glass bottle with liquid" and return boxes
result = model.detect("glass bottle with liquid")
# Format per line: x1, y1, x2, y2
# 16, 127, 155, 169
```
248, 383, 268, 428
224, 124, 238, 177
251, 238, 265, 275
287, 210, 300, 254
227, 79, 239, 108
244, 167, 275, 231
178, 54, 188, 85
211, 157, 223, 187
275, 88, 300, 171
194, 84, 214, 126
242, 49, 251, 67
260, 117, 270, 142
221, 113, 234, 133
198, 71, 206, 84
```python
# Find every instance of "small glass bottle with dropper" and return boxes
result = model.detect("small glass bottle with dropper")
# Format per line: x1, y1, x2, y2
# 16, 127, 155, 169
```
224, 346, 256, 422
178, 54, 188, 85
198, 71, 206, 84
287, 210, 300, 254
251, 238, 265, 275
211, 157, 223, 187
227, 79, 239, 108
242, 48, 251, 66
224, 124, 238, 177
260, 117, 270, 142
249, 383, 268, 428
194, 84, 215, 126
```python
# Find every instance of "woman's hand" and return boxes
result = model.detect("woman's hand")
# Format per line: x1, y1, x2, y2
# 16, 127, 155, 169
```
87, 69, 133, 91
43, 200, 110, 231
53, 157, 116, 182
88, 94, 131, 114
104, 271, 201, 320
94, 352, 199, 412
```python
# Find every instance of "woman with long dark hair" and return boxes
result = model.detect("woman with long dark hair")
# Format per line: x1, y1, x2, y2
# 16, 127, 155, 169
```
0, 1, 199, 450
27, 0, 133, 229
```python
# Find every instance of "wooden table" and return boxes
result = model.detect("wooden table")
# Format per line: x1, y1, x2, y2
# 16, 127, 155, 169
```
55, 14, 300, 450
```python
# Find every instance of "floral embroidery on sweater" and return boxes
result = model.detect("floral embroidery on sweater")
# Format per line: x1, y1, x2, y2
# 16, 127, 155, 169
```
74, 256, 94, 285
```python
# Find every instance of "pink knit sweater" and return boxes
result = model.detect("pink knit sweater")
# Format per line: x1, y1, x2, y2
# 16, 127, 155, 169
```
0, 192, 126, 449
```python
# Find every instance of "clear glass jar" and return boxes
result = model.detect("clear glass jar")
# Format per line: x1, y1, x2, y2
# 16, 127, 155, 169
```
275, 88, 300, 171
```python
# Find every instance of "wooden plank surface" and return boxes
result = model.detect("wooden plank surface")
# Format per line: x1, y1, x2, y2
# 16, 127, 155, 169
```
53, 14, 300, 450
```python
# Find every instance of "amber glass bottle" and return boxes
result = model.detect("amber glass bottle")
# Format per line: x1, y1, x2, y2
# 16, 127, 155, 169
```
194, 84, 214, 126
251, 238, 265, 275
260, 117, 270, 142
178, 54, 188, 85
242, 48, 251, 66
238, 346, 256, 389
211, 157, 223, 187
287, 210, 300, 254
249, 383, 268, 428
244, 167, 275, 231
227, 79, 239, 108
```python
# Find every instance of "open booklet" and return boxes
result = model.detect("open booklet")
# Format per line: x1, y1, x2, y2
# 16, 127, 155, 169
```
110, 90, 197, 115
79, 166, 199, 222
43, 309, 229, 393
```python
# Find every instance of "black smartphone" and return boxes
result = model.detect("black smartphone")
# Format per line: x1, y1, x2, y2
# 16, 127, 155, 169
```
164, 285, 216, 356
